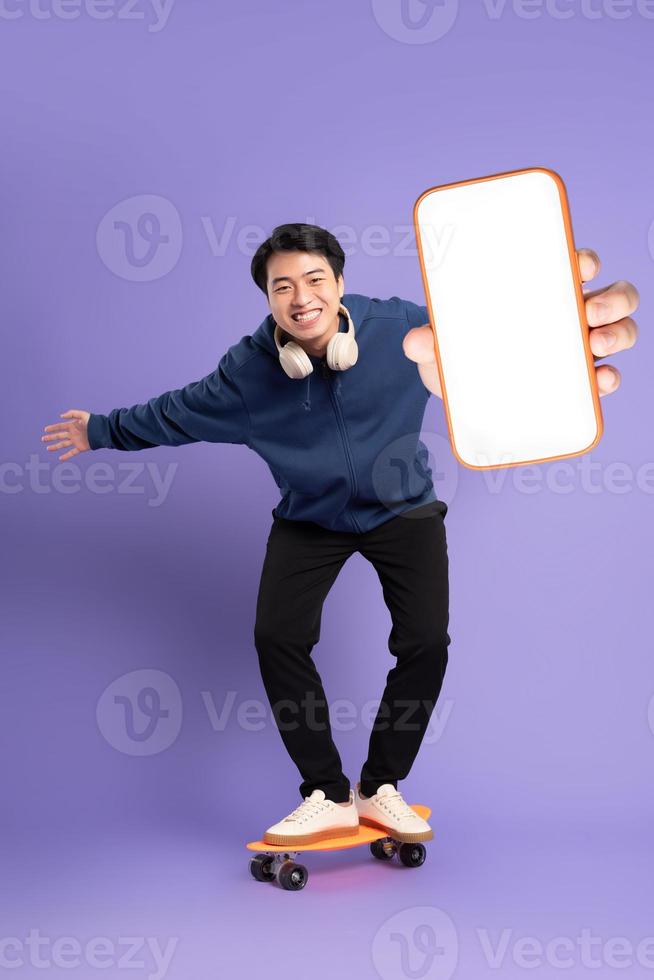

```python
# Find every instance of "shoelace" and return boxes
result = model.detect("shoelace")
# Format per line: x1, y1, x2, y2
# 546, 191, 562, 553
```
376, 791, 420, 821
283, 797, 332, 824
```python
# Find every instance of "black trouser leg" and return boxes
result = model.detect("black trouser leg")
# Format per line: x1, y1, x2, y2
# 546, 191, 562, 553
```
253, 516, 357, 804
357, 502, 450, 799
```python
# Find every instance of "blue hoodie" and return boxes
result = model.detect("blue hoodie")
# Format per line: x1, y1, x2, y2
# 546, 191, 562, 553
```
87, 293, 447, 533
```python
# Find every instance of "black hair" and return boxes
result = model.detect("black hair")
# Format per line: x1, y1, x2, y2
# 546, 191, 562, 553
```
250, 223, 345, 296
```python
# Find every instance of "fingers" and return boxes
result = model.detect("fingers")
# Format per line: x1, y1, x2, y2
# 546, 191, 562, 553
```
577, 248, 601, 284
589, 309, 636, 399
578, 276, 638, 400
584, 279, 640, 327
589, 315, 638, 360
40, 426, 78, 461
597, 364, 621, 397
44, 439, 72, 452
43, 422, 74, 434
58, 448, 80, 462
42, 411, 88, 459
42, 428, 72, 440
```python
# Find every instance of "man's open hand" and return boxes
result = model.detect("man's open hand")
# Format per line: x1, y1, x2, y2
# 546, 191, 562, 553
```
402, 248, 639, 399
41, 409, 91, 462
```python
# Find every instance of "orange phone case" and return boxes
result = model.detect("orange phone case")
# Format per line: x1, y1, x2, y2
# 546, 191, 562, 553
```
413, 167, 603, 471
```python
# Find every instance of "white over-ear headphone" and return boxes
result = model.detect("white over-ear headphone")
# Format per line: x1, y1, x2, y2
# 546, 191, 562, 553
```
273, 302, 358, 380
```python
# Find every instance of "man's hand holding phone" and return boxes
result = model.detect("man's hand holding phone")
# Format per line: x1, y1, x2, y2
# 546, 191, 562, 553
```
403, 247, 639, 400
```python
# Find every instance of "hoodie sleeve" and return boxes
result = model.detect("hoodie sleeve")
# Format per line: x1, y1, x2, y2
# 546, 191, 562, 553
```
86, 350, 251, 452
403, 298, 430, 330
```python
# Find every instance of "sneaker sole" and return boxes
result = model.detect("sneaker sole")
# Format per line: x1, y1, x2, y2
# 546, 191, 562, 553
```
263, 823, 360, 846
358, 814, 434, 843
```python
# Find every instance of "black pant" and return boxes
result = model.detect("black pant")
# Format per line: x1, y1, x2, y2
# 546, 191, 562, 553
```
253, 500, 450, 803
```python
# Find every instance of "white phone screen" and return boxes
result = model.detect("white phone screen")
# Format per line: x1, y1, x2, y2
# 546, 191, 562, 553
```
414, 169, 602, 469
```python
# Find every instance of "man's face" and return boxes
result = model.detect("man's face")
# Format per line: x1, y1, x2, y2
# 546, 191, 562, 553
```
266, 250, 344, 354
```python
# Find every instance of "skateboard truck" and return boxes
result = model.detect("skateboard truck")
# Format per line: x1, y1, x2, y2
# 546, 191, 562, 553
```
249, 851, 307, 891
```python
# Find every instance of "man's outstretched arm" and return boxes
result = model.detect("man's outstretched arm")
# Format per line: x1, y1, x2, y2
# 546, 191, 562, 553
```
41, 349, 251, 461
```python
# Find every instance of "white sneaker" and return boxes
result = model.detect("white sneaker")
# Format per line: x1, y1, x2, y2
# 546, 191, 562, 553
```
263, 789, 359, 846
355, 782, 433, 843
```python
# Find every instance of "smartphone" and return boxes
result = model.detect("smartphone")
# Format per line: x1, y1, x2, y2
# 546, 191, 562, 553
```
413, 168, 603, 470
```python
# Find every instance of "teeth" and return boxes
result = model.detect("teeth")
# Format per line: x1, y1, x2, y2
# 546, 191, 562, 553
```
293, 310, 321, 323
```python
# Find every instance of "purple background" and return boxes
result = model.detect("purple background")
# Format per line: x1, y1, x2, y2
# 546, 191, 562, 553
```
2, 1, 653, 977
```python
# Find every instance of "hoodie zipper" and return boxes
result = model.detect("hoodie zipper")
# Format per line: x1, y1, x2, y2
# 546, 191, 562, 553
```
321, 360, 362, 533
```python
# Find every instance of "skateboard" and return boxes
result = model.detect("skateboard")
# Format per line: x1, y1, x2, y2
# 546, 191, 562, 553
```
247, 804, 431, 891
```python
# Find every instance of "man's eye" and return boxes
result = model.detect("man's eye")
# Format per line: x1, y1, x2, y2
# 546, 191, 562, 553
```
275, 279, 322, 291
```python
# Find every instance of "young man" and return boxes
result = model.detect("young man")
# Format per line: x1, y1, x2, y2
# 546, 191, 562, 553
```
41, 224, 638, 847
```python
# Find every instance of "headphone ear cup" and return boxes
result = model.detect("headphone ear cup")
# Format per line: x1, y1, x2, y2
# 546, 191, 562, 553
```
279, 341, 314, 379
326, 333, 359, 371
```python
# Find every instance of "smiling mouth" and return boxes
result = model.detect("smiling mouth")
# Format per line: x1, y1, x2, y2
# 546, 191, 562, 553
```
291, 309, 322, 325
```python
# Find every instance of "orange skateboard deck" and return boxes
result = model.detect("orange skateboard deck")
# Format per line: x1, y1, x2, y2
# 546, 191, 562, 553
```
247, 804, 431, 890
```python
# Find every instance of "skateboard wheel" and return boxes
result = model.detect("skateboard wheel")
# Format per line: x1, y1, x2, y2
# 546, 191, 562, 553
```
370, 839, 395, 861
398, 843, 427, 868
278, 860, 308, 891
249, 854, 276, 882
